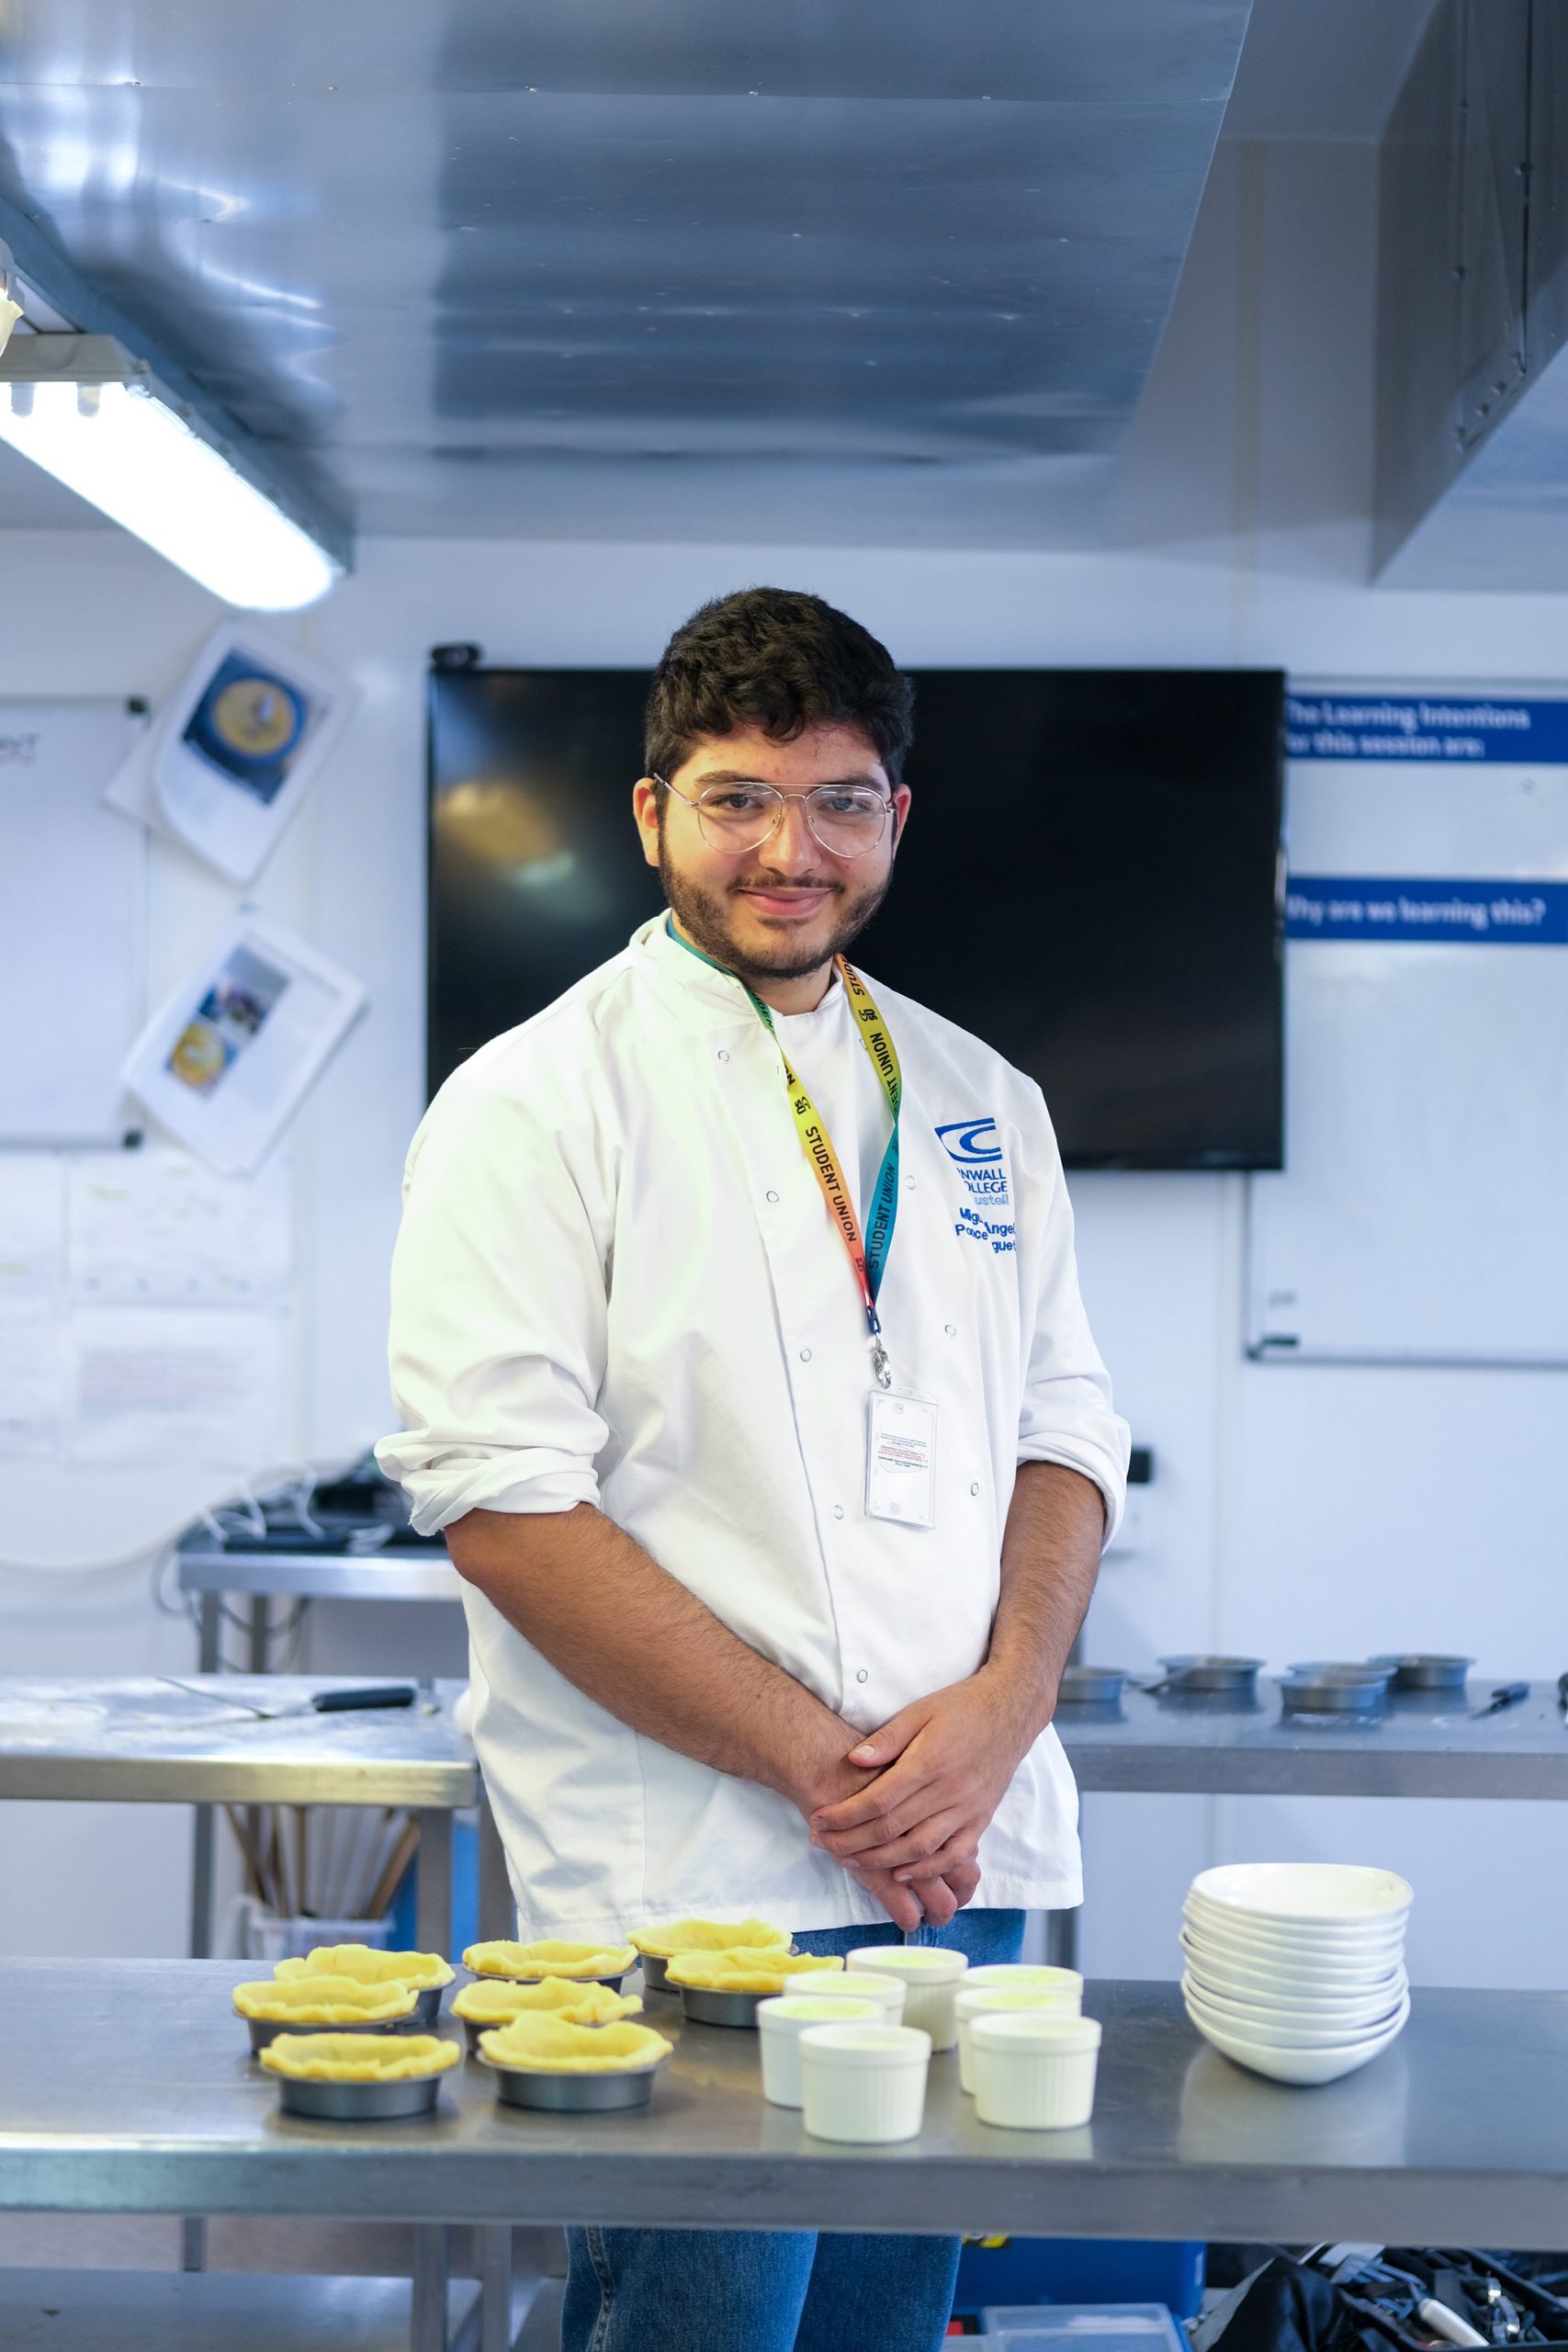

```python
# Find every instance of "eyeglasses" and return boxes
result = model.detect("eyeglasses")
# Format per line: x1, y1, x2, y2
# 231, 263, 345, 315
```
653, 773, 894, 859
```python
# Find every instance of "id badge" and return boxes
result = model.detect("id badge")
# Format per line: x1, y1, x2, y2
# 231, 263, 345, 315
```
864, 1388, 938, 1528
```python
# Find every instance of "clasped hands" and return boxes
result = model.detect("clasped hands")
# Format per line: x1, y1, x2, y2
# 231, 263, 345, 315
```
799, 1669, 1046, 1932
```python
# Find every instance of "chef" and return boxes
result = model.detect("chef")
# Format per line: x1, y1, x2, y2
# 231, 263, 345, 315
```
378, 585, 1129, 2352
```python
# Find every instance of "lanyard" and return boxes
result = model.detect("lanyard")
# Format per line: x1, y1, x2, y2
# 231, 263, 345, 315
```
666, 915, 903, 1385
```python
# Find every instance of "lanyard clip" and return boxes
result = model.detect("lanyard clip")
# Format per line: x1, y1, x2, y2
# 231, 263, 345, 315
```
870, 1335, 893, 1390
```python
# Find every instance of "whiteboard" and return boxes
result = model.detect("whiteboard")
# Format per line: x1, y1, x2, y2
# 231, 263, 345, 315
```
0, 701, 146, 1142
1247, 681, 1568, 1364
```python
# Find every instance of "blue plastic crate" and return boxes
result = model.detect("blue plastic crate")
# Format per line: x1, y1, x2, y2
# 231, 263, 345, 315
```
980, 2301, 1189, 2352
955, 2244, 1204, 2322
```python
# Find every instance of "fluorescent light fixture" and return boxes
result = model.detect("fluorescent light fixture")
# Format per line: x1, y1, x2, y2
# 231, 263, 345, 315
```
0, 330, 344, 609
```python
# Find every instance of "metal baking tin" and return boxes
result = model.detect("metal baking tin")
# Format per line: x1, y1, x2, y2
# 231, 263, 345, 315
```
246, 2014, 407, 2055
1371, 1654, 1474, 1693
1056, 1666, 1127, 1706
1281, 1665, 1392, 1717
476, 1973, 626, 1995
485, 2060, 658, 2111
638, 1954, 671, 1992
1158, 1656, 1265, 1696
679, 1984, 767, 2029
275, 2070, 446, 2121
410, 1984, 445, 2027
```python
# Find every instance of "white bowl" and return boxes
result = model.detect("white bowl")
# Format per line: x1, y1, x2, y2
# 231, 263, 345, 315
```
798, 2022, 931, 2143
1182, 1952, 1407, 2023
1185, 1990, 1410, 2084
954, 1984, 1081, 2093
758, 1996, 882, 2108
1182, 1976, 1406, 2049
845, 1947, 966, 2050
1184, 1902, 1406, 1964
1179, 1928, 1405, 2001
1184, 1909, 1401, 1966
1185, 1899, 1407, 1954
1190, 1863, 1413, 1927
970, 2011, 1101, 2129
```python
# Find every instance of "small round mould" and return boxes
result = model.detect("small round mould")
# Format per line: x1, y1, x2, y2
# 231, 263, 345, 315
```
1280, 1665, 1390, 1717
1055, 1666, 1127, 1707
1370, 1653, 1473, 1693
247, 2014, 402, 2056
486, 2063, 657, 2112
639, 1953, 673, 1993
1158, 1656, 1265, 1696
680, 1984, 767, 2029
276, 2071, 446, 2121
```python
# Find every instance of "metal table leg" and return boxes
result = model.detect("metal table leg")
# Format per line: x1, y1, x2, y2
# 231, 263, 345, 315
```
479, 2225, 514, 2352
416, 1807, 454, 1959
478, 1780, 513, 1940
412, 2222, 452, 2352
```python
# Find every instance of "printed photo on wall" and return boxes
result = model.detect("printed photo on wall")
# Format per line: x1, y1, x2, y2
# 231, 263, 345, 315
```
103, 620, 359, 885
165, 943, 292, 1096
122, 915, 365, 1173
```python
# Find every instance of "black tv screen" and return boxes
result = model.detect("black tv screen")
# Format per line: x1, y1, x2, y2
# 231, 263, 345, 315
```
427, 664, 1284, 1170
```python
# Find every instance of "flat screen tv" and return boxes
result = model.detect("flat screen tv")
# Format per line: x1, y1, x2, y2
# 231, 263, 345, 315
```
427, 663, 1284, 1170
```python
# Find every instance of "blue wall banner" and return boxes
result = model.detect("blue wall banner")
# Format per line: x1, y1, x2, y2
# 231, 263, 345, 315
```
1286, 694, 1568, 764
1287, 876, 1568, 943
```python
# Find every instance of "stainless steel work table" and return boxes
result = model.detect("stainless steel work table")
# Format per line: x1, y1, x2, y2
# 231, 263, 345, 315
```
5, 1964, 1568, 2330
0, 1675, 486, 1959
176, 1542, 463, 1639
1055, 1679, 1568, 1799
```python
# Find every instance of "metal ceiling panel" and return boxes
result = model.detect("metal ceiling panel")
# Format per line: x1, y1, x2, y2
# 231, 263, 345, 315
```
0, 0, 1253, 545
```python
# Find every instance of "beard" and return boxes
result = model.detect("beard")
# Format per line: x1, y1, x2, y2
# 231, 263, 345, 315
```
657, 833, 893, 985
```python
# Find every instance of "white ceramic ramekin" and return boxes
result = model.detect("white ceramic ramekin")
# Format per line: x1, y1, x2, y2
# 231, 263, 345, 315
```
963, 1963, 1084, 2002
829, 1972, 908, 2023
757, 1996, 881, 2108
970, 2011, 1102, 2129
844, 1946, 968, 2050
798, 2022, 932, 2143
954, 1984, 1082, 2093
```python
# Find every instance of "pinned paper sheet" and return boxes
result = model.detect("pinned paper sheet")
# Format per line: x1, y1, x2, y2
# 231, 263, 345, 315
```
104, 620, 358, 884
67, 1145, 291, 1306
121, 913, 366, 1174
0, 1143, 293, 1465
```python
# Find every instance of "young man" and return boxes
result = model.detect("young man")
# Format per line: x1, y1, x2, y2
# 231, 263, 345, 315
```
378, 588, 1129, 2352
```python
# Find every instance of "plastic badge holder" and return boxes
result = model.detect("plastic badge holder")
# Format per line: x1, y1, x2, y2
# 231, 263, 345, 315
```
980, 2303, 1189, 2352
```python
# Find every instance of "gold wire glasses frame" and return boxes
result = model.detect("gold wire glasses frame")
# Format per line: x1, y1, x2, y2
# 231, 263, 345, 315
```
651, 772, 895, 859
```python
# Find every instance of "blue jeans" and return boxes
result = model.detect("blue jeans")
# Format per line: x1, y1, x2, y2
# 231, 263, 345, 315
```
561, 1909, 1026, 2352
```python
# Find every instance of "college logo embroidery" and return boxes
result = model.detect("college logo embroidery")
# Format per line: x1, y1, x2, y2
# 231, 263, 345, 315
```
936, 1117, 1016, 1255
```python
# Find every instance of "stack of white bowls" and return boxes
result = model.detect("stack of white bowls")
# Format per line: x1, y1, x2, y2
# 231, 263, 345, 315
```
1181, 1863, 1412, 2085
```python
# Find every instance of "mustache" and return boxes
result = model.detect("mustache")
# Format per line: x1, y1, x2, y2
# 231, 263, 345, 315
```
728, 874, 845, 894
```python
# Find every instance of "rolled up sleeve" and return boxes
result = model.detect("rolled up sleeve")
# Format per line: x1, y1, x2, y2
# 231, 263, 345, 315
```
1014, 1093, 1131, 1544
375, 1067, 611, 1536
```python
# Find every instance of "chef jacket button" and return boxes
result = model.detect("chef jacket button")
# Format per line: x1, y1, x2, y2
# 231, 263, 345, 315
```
905, 1178, 917, 1192
832, 1504, 845, 1520
944, 1323, 957, 1337
856, 1668, 869, 1684
969, 1481, 980, 1496
766, 1189, 780, 1203
799, 1347, 813, 1363
716, 1049, 730, 1063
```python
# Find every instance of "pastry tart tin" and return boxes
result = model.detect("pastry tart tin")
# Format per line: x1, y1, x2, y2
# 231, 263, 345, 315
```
247, 2013, 405, 2055
680, 1984, 769, 2029
483, 2057, 658, 2112
276, 2069, 447, 2120
639, 1953, 673, 1992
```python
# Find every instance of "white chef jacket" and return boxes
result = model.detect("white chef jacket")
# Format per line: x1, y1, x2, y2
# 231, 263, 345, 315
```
377, 914, 1129, 1943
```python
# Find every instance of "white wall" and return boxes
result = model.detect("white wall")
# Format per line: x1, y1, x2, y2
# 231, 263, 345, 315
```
4, 519, 1567, 1980
3, 136, 1565, 1979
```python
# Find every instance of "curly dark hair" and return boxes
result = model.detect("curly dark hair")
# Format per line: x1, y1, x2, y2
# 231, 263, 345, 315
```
645, 587, 915, 785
